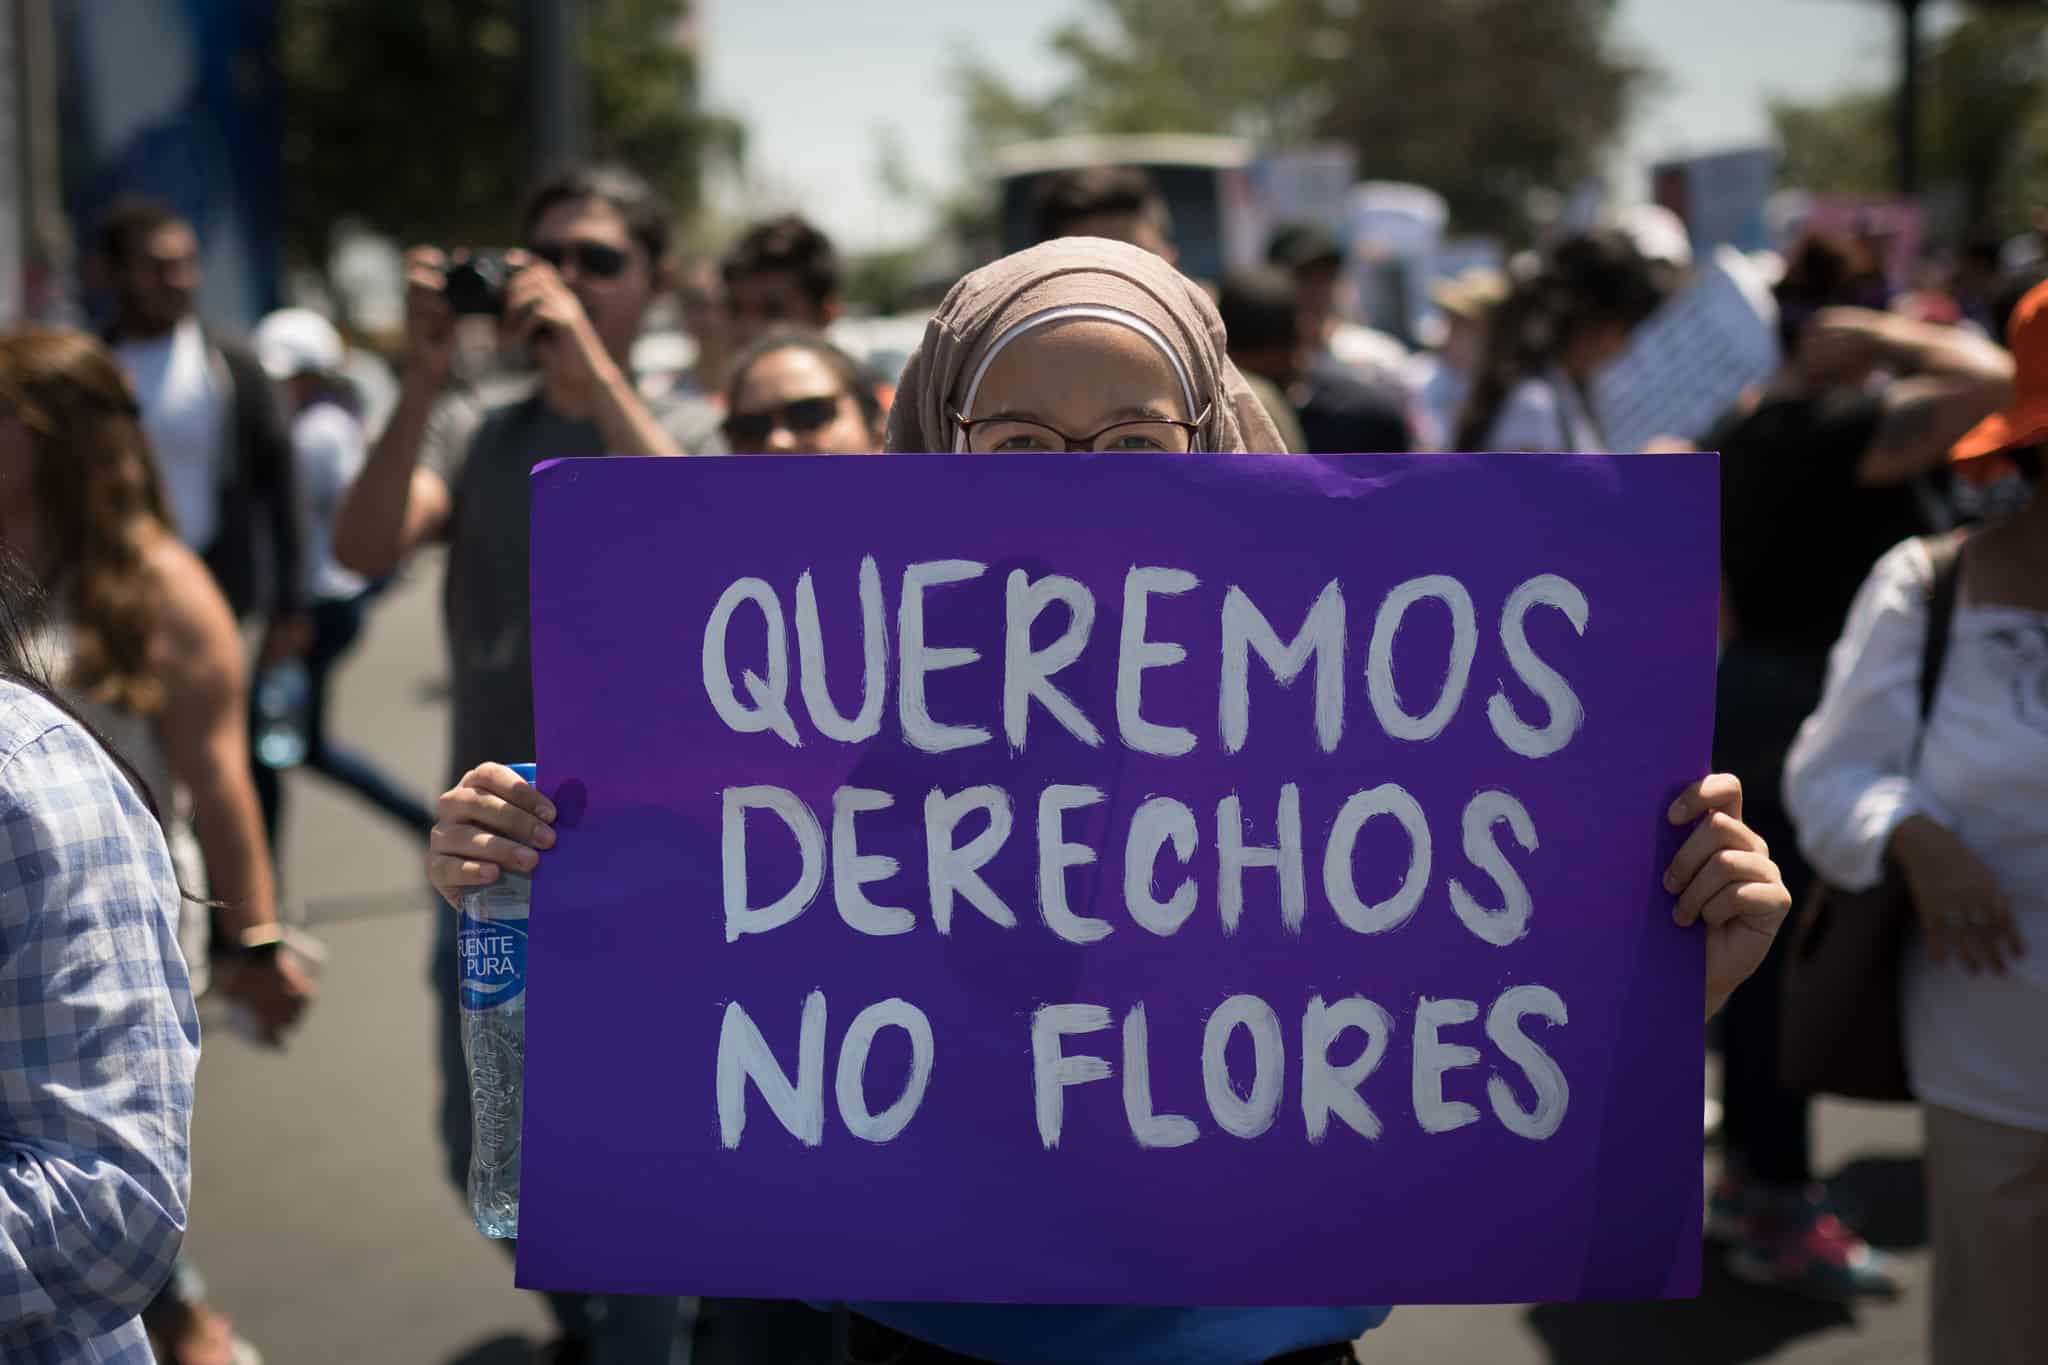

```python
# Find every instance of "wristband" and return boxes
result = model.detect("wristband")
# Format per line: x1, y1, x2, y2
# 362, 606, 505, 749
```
218, 923, 287, 961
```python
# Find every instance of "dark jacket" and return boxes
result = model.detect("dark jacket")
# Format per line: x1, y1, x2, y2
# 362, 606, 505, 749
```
109, 321, 305, 620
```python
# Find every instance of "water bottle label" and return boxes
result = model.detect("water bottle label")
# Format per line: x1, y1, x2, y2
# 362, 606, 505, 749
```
458, 911, 528, 1010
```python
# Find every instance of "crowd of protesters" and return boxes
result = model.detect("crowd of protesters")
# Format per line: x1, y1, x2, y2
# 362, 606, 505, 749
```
0, 145, 2041, 1365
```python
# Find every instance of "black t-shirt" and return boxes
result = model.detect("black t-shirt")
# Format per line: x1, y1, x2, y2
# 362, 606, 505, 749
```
1711, 390, 1937, 650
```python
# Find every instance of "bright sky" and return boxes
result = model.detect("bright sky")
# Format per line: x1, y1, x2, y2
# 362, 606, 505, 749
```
702, 0, 1956, 253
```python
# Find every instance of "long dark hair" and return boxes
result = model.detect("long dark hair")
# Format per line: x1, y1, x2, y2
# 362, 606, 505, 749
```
0, 550, 169, 834
0, 327, 177, 713
1453, 229, 1661, 451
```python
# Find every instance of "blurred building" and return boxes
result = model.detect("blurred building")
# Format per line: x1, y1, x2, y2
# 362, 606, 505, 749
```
55, 0, 283, 329
4, 0, 74, 324
992, 133, 1253, 284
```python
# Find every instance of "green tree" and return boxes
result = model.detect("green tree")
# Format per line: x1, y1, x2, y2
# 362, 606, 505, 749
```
1769, 91, 1895, 197
1925, 7, 2048, 230
954, 0, 1657, 240
1768, 6, 2048, 233
279, 0, 740, 270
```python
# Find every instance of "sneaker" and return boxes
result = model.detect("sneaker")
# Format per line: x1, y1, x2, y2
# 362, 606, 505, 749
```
1725, 1185, 1903, 1301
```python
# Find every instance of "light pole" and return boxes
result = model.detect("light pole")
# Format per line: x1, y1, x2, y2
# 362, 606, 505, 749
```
1861, 0, 2048, 199
1896, 0, 1924, 197
525, 0, 589, 183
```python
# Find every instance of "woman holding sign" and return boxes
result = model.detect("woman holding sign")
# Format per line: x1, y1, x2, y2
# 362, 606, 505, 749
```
430, 237, 1792, 1365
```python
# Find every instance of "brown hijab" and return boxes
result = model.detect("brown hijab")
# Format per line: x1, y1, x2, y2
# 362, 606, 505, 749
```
883, 237, 1287, 455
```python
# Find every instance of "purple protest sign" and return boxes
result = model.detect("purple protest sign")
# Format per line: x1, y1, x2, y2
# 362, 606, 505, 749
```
517, 452, 1716, 1306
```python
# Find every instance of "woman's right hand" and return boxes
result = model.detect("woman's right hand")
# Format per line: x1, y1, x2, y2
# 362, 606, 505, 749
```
216, 949, 318, 1046
1890, 813, 2026, 974
402, 245, 458, 391
428, 763, 558, 911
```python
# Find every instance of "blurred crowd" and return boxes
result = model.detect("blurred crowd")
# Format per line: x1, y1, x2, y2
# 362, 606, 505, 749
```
0, 149, 2044, 1365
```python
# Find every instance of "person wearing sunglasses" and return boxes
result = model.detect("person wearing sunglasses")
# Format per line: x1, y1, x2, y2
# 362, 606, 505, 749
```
330, 163, 700, 1365
722, 331, 883, 456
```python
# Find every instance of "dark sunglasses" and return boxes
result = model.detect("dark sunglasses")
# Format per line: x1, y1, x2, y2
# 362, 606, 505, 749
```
528, 239, 630, 280
723, 394, 845, 448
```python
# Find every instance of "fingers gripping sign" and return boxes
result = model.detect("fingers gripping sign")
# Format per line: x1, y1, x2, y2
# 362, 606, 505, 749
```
1665, 775, 1793, 1019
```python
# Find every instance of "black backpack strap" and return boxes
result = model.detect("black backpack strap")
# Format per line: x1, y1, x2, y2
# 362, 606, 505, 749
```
1913, 531, 1968, 753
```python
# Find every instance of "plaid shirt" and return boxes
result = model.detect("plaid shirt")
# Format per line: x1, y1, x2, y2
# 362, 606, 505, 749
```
0, 682, 199, 1363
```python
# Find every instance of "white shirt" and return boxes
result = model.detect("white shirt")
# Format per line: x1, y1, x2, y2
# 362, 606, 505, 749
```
1483, 370, 1607, 453
1784, 538, 2048, 1132
290, 401, 368, 602
116, 317, 225, 549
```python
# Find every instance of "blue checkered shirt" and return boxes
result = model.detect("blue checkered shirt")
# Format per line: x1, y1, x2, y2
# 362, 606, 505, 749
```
0, 682, 199, 1363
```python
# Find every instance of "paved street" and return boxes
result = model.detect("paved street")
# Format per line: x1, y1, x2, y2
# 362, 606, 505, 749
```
184, 557, 1933, 1365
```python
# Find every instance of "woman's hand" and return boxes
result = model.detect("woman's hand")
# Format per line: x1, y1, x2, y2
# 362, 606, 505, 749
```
1665, 774, 1792, 1019
428, 763, 557, 911
215, 949, 317, 1046
1890, 814, 2024, 975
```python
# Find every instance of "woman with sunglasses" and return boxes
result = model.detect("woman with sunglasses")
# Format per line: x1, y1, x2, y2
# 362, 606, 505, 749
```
428, 237, 1791, 1365
722, 331, 884, 455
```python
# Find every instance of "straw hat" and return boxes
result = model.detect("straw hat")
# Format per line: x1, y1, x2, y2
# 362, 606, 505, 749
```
1429, 267, 1508, 323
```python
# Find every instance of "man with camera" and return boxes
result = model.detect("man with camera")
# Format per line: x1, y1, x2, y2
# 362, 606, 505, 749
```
332, 164, 693, 1365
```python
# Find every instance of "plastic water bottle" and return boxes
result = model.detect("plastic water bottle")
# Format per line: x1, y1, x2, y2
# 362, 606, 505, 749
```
253, 660, 310, 769
458, 761, 536, 1239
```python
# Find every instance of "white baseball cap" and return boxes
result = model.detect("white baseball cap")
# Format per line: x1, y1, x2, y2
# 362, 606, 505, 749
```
1610, 203, 1694, 270
254, 307, 346, 380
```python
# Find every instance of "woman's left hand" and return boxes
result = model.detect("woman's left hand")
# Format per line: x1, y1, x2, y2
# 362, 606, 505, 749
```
1664, 773, 1791, 1020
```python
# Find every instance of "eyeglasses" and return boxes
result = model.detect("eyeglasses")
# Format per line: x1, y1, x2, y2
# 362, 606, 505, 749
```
723, 394, 846, 449
528, 239, 630, 280
952, 404, 1210, 454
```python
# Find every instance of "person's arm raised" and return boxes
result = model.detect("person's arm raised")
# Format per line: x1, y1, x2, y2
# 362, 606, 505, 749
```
502, 253, 683, 459
1808, 310, 2015, 488
333, 246, 457, 577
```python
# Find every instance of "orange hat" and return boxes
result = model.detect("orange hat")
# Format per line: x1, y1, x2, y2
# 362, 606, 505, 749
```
1952, 277, 2048, 464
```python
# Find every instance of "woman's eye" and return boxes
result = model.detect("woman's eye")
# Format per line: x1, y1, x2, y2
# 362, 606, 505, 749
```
993, 434, 1055, 451
1105, 433, 1169, 451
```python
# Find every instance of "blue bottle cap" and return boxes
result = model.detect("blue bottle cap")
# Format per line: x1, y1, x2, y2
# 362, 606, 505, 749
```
509, 762, 538, 784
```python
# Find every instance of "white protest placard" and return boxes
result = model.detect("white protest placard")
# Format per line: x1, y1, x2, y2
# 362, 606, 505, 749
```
1592, 245, 1780, 453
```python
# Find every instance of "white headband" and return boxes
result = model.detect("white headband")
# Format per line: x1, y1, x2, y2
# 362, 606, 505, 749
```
952, 303, 1201, 452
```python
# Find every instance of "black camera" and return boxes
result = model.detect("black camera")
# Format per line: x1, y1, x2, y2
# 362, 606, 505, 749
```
443, 251, 521, 317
